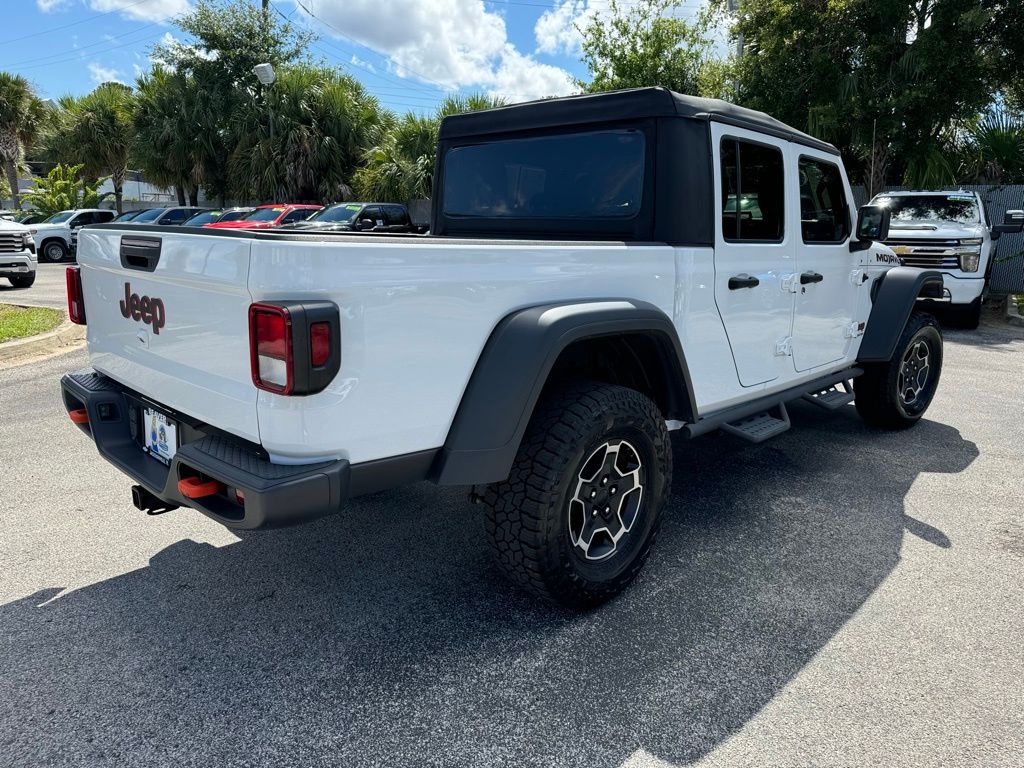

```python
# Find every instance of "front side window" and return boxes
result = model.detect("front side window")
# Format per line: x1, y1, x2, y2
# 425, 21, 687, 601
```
799, 157, 849, 243
160, 208, 194, 224
720, 138, 785, 242
443, 129, 645, 219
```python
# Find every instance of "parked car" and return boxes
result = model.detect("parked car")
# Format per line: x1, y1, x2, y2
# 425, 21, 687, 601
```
203, 204, 321, 230
125, 206, 210, 226
0, 217, 36, 287
111, 210, 148, 223
16, 211, 48, 225
30, 208, 116, 262
181, 209, 224, 227
870, 189, 1020, 329
285, 202, 417, 233
65, 87, 1002, 607
210, 206, 256, 224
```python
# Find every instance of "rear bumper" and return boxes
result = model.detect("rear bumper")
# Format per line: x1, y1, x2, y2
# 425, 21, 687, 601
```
61, 369, 350, 529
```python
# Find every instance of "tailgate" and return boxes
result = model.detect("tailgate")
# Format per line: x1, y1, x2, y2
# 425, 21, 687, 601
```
78, 228, 260, 443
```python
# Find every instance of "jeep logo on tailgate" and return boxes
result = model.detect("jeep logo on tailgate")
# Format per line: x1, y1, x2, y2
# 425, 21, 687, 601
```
119, 283, 166, 334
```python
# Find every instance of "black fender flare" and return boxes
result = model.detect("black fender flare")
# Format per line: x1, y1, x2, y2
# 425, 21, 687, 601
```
432, 299, 695, 486
858, 267, 944, 363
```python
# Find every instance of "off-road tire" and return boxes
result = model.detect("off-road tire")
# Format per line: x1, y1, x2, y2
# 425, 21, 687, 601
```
41, 240, 68, 263
855, 311, 943, 429
8, 272, 35, 288
484, 382, 672, 609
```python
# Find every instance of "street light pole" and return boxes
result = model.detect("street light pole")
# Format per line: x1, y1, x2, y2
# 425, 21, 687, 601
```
253, 63, 276, 142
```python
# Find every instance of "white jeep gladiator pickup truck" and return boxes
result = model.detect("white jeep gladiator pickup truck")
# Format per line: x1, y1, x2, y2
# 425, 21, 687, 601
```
870, 189, 1024, 329
63, 88, 1011, 607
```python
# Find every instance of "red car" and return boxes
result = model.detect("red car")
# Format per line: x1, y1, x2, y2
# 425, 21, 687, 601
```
203, 204, 322, 230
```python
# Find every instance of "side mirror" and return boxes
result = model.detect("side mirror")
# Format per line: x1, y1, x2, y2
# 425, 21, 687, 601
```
851, 204, 890, 252
993, 209, 1024, 238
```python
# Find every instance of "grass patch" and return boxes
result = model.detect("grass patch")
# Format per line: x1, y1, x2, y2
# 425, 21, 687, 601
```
0, 304, 63, 343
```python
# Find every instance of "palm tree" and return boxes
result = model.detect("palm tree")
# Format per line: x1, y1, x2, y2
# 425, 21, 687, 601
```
133, 68, 205, 205
228, 65, 385, 202
58, 83, 136, 213
0, 72, 46, 209
353, 94, 506, 203
960, 111, 1024, 185
21, 163, 110, 216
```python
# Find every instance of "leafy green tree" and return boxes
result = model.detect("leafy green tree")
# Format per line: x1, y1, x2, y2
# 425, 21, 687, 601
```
228, 65, 385, 202
353, 94, 506, 203
723, 0, 1004, 195
53, 84, 136, 213
21, 163, 110, 215
0, 73, 46, 209
154, 0, 314, 203
576, 0, 721, 96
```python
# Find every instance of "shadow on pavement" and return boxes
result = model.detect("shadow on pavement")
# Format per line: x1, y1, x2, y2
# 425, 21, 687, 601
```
0, 406, 978, 767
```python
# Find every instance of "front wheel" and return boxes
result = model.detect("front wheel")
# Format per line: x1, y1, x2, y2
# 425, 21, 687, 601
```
855, 311, 943, 429
8, 272, 35, 288
484, 382, 672, 608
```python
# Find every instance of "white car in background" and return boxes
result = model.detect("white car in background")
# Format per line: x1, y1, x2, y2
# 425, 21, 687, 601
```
0, 217, 37, 288
871, 190, 1024, 329
30, 209, 116, 263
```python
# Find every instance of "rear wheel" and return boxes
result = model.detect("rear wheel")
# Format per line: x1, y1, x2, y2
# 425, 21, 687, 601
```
854, 311, 943, 429
484, 382, 672, 608
41, 240, 68, 263
8, 272, 35, 288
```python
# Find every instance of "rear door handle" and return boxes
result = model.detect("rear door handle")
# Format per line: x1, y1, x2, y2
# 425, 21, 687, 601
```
800, 271, 824, 285
728, 274, 760, 290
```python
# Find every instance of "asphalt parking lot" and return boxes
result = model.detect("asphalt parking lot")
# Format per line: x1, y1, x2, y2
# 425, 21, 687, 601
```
0, 261, 68, 309
1, 293, 1022, 767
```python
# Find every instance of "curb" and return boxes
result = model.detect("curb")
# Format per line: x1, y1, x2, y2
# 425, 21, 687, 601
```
1006, 295, 1024, 328
0, 312, 85, 365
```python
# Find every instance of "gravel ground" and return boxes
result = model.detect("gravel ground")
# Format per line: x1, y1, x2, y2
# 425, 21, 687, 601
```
1, 313, 1022, 768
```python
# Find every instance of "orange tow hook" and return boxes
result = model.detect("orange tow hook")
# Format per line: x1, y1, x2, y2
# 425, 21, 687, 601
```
177, 477, 225, 499
69, 408, 89, 424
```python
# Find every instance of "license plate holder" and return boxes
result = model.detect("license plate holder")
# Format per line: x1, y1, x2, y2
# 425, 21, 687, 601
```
143, 407, 178, 465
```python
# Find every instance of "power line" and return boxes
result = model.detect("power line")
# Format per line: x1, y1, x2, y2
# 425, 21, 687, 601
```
16, 30, 165, 72
0, 0, 165, 45
2, 23, 159, 69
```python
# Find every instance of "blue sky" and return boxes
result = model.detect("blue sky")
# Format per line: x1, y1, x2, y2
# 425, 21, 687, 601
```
1, 0, 714, 116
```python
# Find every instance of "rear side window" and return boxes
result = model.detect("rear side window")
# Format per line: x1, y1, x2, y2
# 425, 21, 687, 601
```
384, 206, 408, 225
94, 211, 115, 223
721, 138, 785, 242
443, 129, 645, 219
799, 157, 849, 243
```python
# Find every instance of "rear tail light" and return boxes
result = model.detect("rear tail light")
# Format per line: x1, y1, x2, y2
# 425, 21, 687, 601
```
66, 266, 86, 324
250, 303, 293, 394
248, 301, 340, 396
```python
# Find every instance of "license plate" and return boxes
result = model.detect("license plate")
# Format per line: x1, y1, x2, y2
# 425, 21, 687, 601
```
143, 407, 178, 464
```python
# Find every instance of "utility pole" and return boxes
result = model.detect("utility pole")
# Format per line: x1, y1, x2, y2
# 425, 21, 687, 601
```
727, 0, 744, 59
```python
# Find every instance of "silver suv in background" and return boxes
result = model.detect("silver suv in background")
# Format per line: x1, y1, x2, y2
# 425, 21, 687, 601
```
871, 190, 1023, 328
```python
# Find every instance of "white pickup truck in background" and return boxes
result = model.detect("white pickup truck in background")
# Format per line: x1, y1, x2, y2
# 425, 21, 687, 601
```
60, 88, 1023, 607
0, 217, 36, 288
872, 189, 1024, 329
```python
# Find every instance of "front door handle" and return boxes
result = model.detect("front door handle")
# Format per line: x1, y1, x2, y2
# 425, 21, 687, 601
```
728, 273, 760, 290
800, 271, 824, 285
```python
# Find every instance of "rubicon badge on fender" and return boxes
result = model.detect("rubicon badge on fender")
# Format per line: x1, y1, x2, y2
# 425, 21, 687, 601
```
119, 282, 166, 334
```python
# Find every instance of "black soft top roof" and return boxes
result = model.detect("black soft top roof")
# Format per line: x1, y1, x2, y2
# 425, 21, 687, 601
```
439, 86, 838, 156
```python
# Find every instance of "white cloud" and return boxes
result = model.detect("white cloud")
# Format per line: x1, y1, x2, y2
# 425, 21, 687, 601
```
293, 0, 576, 101
535, 0, 601, 56
86, 0, 191, 23
36, 0, 71, 12
88, 61, 124, 84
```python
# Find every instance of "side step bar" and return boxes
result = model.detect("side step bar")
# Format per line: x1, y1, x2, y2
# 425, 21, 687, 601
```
721, 403, 791, 444
683, 367, 863, 440
802, 380, 856, 410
